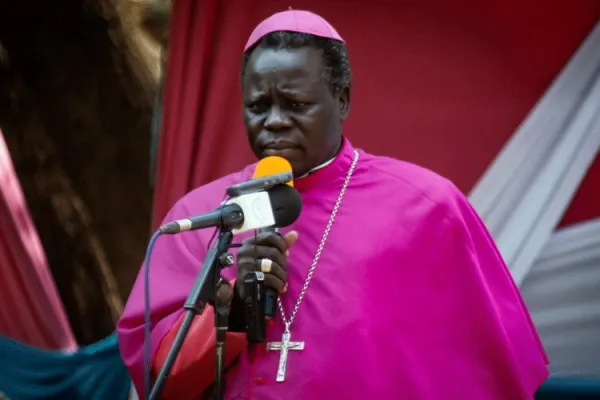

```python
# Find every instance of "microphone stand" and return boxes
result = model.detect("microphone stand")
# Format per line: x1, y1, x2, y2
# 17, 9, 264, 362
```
149, 230, 234, 400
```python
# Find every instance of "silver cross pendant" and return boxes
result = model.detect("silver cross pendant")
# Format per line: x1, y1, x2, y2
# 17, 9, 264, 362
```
266, 330, 305, 382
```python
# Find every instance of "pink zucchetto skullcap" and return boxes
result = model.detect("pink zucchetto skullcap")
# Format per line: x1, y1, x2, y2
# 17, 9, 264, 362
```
244, 9, 345, 52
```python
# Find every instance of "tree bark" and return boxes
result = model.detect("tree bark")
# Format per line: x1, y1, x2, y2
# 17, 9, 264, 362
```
93, 0, 171, 104
0, 0, 159, 343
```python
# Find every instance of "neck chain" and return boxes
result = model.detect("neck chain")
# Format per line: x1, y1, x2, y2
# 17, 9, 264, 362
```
296, 155, 336, 179
277, 149, 360, 333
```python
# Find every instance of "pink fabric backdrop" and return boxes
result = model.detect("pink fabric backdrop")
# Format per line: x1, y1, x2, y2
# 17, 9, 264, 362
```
0, 129, 76, 350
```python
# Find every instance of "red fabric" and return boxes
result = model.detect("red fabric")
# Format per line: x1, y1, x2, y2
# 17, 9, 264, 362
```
0, 129, 76, 350
153, 305, 247, 399
152, 0, 220, 228
154, 0, 599, 229
559, 155, 600, 226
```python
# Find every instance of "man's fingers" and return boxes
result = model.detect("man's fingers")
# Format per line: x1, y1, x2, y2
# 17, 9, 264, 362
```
283, 231, 299, 254
244, 232, 288, 254
237, 246, 287, 271
237, 255, 287, 293
235, 230, 298, 298
253, 259, 287, 282
264, 274, 286, 293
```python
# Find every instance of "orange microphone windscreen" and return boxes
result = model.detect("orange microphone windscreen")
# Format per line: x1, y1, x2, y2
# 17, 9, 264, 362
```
253, 156, 294, 187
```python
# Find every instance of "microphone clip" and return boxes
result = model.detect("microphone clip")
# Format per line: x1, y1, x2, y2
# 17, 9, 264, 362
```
243, 271, 267, 343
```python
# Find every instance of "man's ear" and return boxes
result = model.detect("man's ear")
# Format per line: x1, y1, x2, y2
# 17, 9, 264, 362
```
338, 87, 350, 120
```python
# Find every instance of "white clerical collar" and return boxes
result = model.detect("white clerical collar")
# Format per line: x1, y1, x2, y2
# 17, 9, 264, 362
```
296, 156, 336, 179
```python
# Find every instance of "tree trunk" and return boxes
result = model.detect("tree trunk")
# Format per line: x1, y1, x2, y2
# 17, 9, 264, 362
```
0, 0, 166, 344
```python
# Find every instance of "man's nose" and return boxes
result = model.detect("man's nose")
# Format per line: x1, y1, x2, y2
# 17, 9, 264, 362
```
264, 106, 292, 131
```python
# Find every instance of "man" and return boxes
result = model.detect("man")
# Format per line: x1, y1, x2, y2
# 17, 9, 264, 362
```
118, 9, 549, 400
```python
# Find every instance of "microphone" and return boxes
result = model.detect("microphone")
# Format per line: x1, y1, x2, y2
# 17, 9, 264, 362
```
159, 183, 302, 235
226, 171, 293, 197
252, 156, 295, 319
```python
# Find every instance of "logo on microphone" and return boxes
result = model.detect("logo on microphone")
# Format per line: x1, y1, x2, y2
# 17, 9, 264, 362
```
251, 196, 267, 224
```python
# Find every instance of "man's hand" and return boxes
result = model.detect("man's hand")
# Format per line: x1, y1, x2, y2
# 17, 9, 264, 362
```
235, 230, 298, 300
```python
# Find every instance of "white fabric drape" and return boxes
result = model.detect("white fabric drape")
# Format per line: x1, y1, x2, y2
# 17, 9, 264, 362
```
468, 22, 600, 285
129, 383, 139, 400
466, 21, 600, 377
520, 218, 600, 377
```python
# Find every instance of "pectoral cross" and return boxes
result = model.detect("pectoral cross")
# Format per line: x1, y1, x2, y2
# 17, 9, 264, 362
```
266, 330, 305, 382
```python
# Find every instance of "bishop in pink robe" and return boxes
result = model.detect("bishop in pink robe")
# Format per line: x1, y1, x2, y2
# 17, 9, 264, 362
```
117, 9, 549, 400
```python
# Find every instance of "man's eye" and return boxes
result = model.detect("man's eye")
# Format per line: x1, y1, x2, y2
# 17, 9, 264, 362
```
248, 103, 267, 113
290, 102, 309, 110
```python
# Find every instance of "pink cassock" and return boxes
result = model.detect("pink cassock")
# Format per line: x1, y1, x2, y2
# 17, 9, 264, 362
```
118, 138, 549, 399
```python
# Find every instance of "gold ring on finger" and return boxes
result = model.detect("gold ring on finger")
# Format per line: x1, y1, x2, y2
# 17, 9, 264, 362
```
260, 258, 272, 274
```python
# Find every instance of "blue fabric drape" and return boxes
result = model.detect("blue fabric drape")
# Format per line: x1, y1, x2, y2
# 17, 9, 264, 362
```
0, 328, 597, 400
536, 377, 600, 400
0, 332, 130, 400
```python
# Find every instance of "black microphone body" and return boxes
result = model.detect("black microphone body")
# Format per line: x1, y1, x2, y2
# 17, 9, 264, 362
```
259, 226, 280, 319
226, 172, 293, 197
158, 183, 303, 235
159, 204, 243, 234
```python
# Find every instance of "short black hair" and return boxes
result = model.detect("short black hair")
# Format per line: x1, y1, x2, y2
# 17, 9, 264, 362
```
241, 31, 352, 94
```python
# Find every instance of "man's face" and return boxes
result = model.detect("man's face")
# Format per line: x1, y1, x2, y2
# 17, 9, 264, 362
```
242, 47, 348, 177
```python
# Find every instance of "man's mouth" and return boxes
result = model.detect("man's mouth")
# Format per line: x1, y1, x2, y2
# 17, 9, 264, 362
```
262, 147, 301, 158
262, 142, 301, 158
